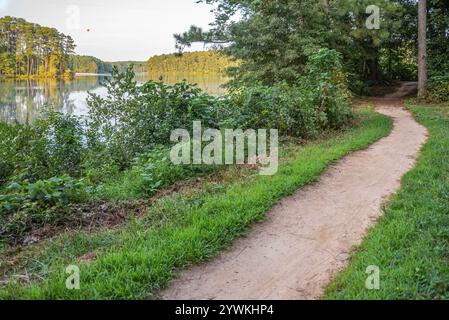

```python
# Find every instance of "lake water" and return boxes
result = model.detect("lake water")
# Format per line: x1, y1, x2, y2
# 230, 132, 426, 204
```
0, 73, 228, 124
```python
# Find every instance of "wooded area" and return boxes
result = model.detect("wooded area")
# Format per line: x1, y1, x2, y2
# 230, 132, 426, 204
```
0, 16, 234, 79
0, 16, 75, 78
69, 55, 112, 74
146, 51, 235, 77
176, 0, 449, 95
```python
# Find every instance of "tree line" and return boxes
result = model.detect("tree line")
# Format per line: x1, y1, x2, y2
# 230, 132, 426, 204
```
109, 61, 148, 73
0, 16, 75, 78
146, 51, 236, 77
69, 55, 112, 74
0, 16, 237, 79
71, 52, 236, 77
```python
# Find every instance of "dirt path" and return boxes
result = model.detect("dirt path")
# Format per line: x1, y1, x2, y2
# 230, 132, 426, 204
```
160, 82, 428, 300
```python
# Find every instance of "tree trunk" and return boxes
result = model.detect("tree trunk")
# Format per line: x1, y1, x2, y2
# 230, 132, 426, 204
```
418, 0, 427, 97
321, 0, 329, 14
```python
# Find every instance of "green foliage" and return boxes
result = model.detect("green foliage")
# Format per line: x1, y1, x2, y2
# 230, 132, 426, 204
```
95, 146, 214, 200
301, 48, 353, 128
229, 49, 352, 137
0, 176, 85, 242
177, 1, 448, 86
389, 0, 449, 79
0, 109, 392, 298
131, 146, 193, 195
0, 112, 85, 183
69, 55, 112, 74
426, 1, 449, 77
147, 51, 235, 77
176, 0, 402, 85
0, 16, 75, 78
86, 67, 225, 169
428, 76, 449, 102
0, 62, 353, 243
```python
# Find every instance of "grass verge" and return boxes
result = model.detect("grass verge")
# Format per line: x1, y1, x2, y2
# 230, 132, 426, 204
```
0, 107, 392, 299
326, 102, 449, 299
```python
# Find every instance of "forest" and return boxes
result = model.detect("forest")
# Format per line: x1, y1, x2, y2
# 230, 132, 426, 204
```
109, 61, 148, 73
69, 55, 112, 74
0, 16, 75, 79
176, 0, 448, 97
146, 51, 235, 77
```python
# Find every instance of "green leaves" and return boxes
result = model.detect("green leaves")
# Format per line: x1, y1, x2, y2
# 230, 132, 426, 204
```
229, 48, 352, 137
428, 75, 449, 102
177, 0, 406, 85
0, 175, 86, 243
0, 16, 75, 78
86, 66, 226, 170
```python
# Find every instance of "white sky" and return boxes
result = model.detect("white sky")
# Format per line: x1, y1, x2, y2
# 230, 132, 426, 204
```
0, 0, 215, 61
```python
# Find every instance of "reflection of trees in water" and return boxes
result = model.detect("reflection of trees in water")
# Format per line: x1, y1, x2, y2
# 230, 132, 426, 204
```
0, 74, 226, 123
0, 77, 104, 124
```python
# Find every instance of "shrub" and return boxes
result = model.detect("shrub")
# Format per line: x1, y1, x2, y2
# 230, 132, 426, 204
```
428, 75, 449, 102
0, 112, 85, 185
86, 67, 225, 169
301, 48, 353, 129
94, 146, 215, 200
0, 55, 354, 242
0, 175, 86, 242
227, 48, 353, 138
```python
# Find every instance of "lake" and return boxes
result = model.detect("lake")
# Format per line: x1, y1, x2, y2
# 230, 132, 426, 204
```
0, 73, 228, 124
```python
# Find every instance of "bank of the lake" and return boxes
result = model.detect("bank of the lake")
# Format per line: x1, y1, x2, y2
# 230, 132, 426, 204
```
0, 73, 228, 124
0, 107, 393, 299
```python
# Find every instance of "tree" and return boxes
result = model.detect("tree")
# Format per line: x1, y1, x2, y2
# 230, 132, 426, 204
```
418, 0, 427, 97
0, 16, 77, 78
146, 51, 235, 76
175, 0, 402, 86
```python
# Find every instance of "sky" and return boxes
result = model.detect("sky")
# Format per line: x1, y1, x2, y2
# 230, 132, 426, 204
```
0, 0, 216, 61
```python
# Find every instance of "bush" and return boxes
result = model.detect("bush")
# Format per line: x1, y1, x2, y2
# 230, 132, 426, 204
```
94, 146, 215, 200
301, 48, 353, 129
86, 67, 225, 169
227, 48, 353, 138
428, 75, 449, 102
0, 175, 85, 242
0, 112, 85, 185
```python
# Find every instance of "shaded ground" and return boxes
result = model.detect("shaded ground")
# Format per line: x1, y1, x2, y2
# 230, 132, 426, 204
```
160, 82, 428, 300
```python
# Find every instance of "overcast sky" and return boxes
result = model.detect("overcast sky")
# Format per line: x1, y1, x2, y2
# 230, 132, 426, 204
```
0, 0, 215, 61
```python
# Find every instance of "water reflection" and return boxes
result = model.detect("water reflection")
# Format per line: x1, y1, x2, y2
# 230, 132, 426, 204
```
0, 73, 227, 124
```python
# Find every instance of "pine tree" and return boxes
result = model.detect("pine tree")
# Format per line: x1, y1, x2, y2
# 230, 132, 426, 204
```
418, 0, 427, 97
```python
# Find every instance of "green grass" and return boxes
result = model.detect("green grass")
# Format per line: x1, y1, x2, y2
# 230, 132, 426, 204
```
326, 103, 449, 300
0, 108, 392, 299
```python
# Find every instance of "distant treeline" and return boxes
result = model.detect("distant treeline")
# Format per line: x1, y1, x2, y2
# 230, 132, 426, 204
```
109, 61, 148, 73
0, 16, 235, 79
69, 55, 112, 74
69, 58, 149, 75
73, 52, 236, 76
147, 51, 235, 76
0, 16, 75, 78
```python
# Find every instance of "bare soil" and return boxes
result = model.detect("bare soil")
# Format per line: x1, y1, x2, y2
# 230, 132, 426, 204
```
160, 82, 428, 300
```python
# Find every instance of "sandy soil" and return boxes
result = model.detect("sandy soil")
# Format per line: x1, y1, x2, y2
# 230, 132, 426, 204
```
160, 82, 428, 300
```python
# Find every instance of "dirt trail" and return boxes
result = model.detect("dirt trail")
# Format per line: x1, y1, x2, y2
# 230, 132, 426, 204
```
160, 82, 428, 300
